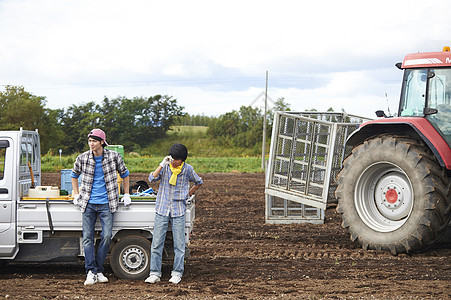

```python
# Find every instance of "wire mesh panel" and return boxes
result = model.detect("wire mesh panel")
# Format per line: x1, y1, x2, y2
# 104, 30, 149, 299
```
265, 112, 370, 224
265, 194, 324, 224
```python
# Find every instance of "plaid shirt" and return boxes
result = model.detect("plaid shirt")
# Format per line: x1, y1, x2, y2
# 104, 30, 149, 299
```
72, 148, 128, 213
149, 162, 203, 217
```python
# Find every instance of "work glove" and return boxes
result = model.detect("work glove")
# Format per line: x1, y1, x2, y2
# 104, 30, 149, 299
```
73, 194, 80, 206
122, 194, 131, 207
160, 155, 173, 168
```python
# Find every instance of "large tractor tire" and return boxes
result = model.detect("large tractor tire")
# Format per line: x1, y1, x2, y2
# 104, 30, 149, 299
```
336, 135, 451, 254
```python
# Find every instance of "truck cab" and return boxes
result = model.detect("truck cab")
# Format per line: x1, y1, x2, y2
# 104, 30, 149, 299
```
0, 129, 40, 258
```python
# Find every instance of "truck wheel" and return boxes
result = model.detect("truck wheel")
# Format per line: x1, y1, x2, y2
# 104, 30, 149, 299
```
336, 135, 450, 254
110, 235, 151, 280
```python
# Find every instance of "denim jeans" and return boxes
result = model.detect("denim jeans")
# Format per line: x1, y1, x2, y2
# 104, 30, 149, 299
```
82, 203, 114, 274
150, 213, 186, 278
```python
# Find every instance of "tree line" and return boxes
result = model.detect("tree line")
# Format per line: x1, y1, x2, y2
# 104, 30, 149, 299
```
0, 86, 291, 155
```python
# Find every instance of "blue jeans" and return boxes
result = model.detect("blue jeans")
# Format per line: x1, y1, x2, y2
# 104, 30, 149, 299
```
150, 213, 186, 278
82, 203, 114, 274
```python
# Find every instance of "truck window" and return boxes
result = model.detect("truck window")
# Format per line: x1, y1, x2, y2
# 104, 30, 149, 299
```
28, 142, 34, 165
20, 143, 27, 166
0, 148, 5, 180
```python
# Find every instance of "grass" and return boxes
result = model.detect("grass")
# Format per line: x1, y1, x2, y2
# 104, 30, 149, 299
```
41, 155, 265, 173
169, 126, 208, 135
125, 156, 263, 173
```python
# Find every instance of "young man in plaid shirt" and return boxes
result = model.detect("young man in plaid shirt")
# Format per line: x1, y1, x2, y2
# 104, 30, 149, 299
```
71, 129, 131, 286
145, 143, 203, 285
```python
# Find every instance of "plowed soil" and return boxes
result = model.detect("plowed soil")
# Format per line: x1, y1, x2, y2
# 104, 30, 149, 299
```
1, 172, 450, 299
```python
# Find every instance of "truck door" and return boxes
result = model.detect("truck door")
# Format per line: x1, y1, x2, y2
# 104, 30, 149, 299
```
0, 138, 17, 257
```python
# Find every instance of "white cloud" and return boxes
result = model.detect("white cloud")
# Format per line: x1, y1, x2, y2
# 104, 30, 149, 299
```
1, 0, 450, 119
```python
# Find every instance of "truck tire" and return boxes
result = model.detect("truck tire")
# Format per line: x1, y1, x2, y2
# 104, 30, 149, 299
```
336, 135, 451, 254
110, 235, 151, 280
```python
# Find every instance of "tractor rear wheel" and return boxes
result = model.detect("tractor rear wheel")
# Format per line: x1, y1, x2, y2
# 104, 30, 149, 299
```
336, 135, 451, 254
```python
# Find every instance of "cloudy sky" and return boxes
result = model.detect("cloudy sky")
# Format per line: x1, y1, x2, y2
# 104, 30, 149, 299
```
1, 0, 450, 118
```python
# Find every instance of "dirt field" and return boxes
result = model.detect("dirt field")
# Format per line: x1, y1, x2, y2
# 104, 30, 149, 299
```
1, 172, 450, 299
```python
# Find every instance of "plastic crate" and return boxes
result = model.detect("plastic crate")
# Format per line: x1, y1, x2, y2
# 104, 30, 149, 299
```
105, 145, 124, 158
61, 169, 80, 195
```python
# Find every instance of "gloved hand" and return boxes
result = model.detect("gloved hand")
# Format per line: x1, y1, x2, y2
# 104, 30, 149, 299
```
73, 194, 80, 206
122, 194, 131, 207
160, 155, 173, 168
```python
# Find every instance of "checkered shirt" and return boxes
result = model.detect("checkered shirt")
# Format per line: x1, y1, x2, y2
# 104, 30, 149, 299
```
72, 148, 128, 213
149, 163, 203, 217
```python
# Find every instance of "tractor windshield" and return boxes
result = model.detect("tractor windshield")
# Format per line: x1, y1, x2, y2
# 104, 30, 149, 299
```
399, 69, 427, 117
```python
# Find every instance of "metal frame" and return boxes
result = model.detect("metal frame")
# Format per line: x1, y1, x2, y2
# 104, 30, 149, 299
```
265, 112, 371, 224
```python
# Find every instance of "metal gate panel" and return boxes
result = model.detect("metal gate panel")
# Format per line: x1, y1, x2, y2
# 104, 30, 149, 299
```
265, 112, 370, 224
265, 194, 325, 224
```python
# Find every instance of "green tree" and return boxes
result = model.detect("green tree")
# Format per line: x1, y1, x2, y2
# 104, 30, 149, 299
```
208, 106, 263, 151
273, 97, 291, 112
0, 86, 63, 153
59, 95, 184, 152
148, 95, 185, 136
61, 101, 101, 153
174, 114, 214, 126
267, 97, 291, 126
0, 86, 47, 130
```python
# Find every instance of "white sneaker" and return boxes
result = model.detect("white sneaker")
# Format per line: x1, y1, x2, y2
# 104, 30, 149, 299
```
169, 275, 181, 284
84, 270, 97, 286
145, 275, 160, 284
97, 272, 108, 283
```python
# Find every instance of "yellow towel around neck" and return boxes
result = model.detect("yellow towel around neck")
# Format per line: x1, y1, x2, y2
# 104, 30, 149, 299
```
169, 162, 184, 185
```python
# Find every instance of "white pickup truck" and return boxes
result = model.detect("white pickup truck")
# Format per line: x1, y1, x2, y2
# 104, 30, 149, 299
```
0, 129, 195, 279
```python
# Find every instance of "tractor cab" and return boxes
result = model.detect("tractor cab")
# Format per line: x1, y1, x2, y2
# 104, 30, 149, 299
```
397, 47, 451, 146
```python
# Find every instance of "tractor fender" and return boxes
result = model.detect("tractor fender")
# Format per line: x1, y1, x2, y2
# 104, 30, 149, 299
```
346, 117, 451, 170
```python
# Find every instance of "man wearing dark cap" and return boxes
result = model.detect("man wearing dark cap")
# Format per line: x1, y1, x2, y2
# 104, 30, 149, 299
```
145, 143, 203, 285
71, 128, 131, 285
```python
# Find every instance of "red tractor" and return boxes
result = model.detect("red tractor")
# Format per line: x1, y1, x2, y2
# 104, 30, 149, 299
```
336, 47, 451, 254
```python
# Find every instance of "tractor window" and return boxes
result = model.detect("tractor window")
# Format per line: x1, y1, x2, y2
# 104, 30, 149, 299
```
399, 69, 427, 116
426, 68, 451, 145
